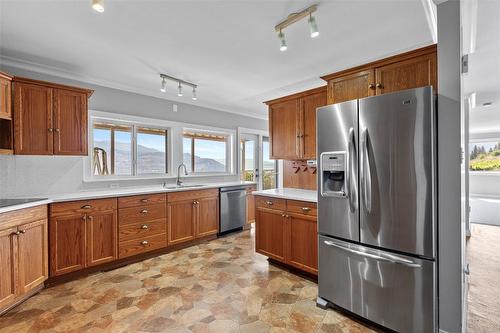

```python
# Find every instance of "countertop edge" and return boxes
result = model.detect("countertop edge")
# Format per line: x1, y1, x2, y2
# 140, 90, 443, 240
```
0, 199, 52, 214
252, 190, 317, 203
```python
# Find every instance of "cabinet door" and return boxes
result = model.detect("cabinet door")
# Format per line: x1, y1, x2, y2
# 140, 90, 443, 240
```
13, 83, 53, 155
327, 69, 375, 104
49, 214, 86, 276
197, 196, 219, 237
86, 210, 117, 267
246, 186, 256, 224
255, 208, 285, 262
168, 200, 196, 245
269, 99, 300, 159
375, 53, 437, 95
0, 76, 12, 120
286, 213, 318, 274
17, 220, 48, 294
53, 89, 88, 155
301, 91, 327, 159
0, 227, 17, 309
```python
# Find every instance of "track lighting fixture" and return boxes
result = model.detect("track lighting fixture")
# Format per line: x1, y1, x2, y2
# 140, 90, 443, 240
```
91, 0, 104, 13
160, 77, 167, 93
159, 74, 197, 101
275, 4, 319, 51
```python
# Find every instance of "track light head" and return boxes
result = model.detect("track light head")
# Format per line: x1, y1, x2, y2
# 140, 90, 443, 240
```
309, 14, 319, 38
192, 87, 197, 101
91, 0, 104, 13
177, 82, 183, 97
160, 77, 167, 93
278, 30, 287, 52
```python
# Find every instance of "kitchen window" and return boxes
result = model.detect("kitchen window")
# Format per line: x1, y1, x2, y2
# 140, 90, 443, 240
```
183, 130, 231, 174
469, 140, 500, 172
91, 120, 169, 177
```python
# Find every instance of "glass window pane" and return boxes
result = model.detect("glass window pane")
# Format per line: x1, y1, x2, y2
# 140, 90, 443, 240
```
183, 137, 193, 172
469, 141, 500, 171
137, 128, 167, 174
114, 128, 133, 175
193, 138, 226, 173
93, 127, 111, 176
240, 139, 255, 181
262, 137, 277, 189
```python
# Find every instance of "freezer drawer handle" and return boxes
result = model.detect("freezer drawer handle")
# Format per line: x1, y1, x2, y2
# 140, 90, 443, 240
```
323, 240, 421, 268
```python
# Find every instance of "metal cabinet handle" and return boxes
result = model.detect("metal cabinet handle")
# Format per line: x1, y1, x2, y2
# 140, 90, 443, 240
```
141, 224, 149, 230
376, 83, 383, 89
140, 209, 148, 214
20, 229, 26, 234
301, 207, 311, 212
88, 216, 93, 221
281, 214, 286, 217
81, 204, 92, 209
55, 128, 60, 133
141, 240, 149, 245
368, 83, 375, 89
48, 128, 53, 132
82, 215, 87, 222
140, 199, 149, 203
266, 201, 273, 205
11, 231, 21, 236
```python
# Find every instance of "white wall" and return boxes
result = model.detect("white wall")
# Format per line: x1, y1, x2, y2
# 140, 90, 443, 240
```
0, 66, 267, 198
470, 173, 500, 197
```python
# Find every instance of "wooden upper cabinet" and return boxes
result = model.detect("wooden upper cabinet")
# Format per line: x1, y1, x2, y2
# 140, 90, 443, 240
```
301, 91, 327, 159
196, 196, 219, 238
86, 210, 117, 267
0, 227, 16, 309
53, 89, 88, 155
327, 70, 375, 105
375, 52, 437, 95
269, 99, 300, 160
12, 77, 92, 156
0, 72, 12, 120
13, 82, 54, 155
16, 219, 48, 294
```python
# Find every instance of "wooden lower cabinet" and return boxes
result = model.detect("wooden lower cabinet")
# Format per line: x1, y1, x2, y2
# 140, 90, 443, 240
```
0, 206, 48, 313
255, 197, 317, 275
86, 210, 117, 267
246, 185, 256, 224
197, 196, 219, 237
168, 199, 196, 246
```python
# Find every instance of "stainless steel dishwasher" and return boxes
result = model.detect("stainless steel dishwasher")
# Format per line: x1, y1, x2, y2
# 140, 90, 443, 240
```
219, 185, 247, 234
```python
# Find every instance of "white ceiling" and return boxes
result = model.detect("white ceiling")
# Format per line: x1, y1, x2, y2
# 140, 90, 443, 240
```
463, 0, 500, 133
0, 0, 434, 119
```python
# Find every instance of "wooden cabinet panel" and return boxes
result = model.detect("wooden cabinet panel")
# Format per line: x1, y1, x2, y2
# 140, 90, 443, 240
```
50, 198, 117, 217
119, 218, 166, 242
255, 196, 286, 211
119, 233, 167, 259
53, 89, 88, 155
286, 213, 318, 274
0, 227, 16, 309
0, 73, 12, 120
286, 200, 317, 217
327, 69, 375, 104
197, 196, 219, 237
86, 210, 117, 267
301, 91, 327, 159
167, 188, 219, 203
13, 83, 53, 155
168, 200, 196, 245
118, 203, 166, 224
269, 99, 300, 159
49, 214, 86, 276
17, 219, 48, 294
375, 53, 437, 95
255, 208, 285, 261
246, 186, 256, 224
118, 193, 166, 208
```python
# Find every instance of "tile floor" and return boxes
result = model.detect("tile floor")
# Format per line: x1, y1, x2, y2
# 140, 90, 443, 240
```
0, 229, 375, 333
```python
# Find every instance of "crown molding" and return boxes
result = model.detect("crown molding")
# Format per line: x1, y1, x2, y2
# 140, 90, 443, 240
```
0, 54, 268, 120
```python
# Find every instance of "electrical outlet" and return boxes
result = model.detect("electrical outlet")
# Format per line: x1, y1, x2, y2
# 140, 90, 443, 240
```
173, 104, 178, 112
109, 183, 120, 189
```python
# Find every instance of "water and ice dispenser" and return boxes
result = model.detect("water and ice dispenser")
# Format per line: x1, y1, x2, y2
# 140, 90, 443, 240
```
320, 152, 347, 197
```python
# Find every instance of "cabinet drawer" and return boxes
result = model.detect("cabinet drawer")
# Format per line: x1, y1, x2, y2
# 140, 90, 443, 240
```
50, 198, 117, 217
0, 205, 47, 230
118, 193, 166, 208
286, 200, 317, 217
167, 188, 219, 203
255, 196, 286, 211
119, 233, 167, 259
119, 219, 166, 242
119, 203, 166, 224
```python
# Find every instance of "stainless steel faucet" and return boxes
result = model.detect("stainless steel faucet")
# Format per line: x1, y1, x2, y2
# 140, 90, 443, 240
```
176, 163, 189, 186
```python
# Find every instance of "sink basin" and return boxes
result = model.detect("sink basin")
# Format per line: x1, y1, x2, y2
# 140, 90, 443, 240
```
164, 184, 205, 189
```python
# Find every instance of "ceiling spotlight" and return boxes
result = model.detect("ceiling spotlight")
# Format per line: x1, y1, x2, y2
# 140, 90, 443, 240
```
483, 102, 493, 107
278, 30, 287, 52
309, 14, 319, 38
177, 82, 183, 97
160, 77, 167, 93
192, 87, 197, 101
91, 0, 104, 13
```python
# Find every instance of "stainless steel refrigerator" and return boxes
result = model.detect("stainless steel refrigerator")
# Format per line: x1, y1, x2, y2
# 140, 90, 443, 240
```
316, 87, 436, 333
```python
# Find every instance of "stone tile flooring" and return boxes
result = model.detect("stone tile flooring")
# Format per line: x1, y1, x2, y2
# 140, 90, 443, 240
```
0, 229, 375, 333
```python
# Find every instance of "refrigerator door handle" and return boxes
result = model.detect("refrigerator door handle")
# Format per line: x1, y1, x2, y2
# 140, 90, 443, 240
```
323, 240, 422, 268
347, 128, 355, 213
361, 128, 372, 213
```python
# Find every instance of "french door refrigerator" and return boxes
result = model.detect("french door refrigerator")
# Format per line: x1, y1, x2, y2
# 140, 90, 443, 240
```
316, 87, 436, 333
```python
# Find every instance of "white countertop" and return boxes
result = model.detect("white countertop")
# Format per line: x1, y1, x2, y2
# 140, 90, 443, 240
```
252, 188, 317, 203
0, 181, 256, 213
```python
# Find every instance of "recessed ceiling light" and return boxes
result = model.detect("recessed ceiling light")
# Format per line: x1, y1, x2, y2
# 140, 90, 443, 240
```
177, 82, 183, 97
309, 14, 319, 38
483, 102, 493, 107
91, 0, 104, 13
192, 87, 197, 101
160, 77, 167, 93
278, 30, 287, 52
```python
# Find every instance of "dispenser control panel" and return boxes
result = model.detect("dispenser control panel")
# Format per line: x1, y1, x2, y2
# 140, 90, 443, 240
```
322, 153, 345, 172
320, 151, 347, 198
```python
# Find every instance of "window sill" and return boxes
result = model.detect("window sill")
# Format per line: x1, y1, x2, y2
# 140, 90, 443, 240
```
469, 171, 500, 176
